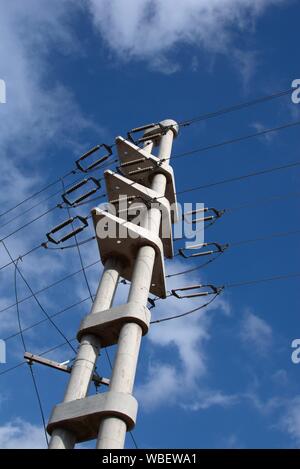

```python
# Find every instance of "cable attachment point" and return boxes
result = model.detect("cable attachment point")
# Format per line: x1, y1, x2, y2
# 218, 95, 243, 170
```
183, 207, 225, 224
127, 122, 175, 145
171, 284, 223, 299
127, 123, 159, 144
46, 216, 89, 245
147, 297, 156, 309
179, 242, 229, 259
75, 144, 112, 172
61, 177, 101, 206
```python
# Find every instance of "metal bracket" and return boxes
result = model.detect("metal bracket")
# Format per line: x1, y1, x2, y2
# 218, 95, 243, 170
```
62, 177, 101, 206
46, 215, 88, 244
179, 242, 229, 259
183, 207, 225, 224
24, 352, 109, 387
171, 284, 223, 299
147, 297, 156, 309
75, 144, 112, 173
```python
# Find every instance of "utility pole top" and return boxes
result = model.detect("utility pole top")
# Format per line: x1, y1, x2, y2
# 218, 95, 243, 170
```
142, 119, 179, 146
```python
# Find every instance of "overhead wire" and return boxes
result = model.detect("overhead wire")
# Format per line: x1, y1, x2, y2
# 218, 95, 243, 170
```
1, 269, 300, 379
0, 259, 101, 315
163, 119, 300, 163
169, 229, 300, 278
13, 257, 49, 445
175, 160, 300, 197
178, 87, 292, 127
1, 240, 77, 354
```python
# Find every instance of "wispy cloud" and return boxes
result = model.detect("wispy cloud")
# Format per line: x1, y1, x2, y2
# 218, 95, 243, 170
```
280, 396, 300, 447
239, 310, 273, 355
86, 0, 286, 76
0, 418, 46, 449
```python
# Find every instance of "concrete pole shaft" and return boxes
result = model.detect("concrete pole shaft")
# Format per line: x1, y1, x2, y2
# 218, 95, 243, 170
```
48, 257, 121, 449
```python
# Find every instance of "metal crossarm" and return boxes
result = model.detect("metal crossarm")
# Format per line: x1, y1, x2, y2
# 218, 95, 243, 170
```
62, 177, 101, 206
46, 215, 88, 244
75, 144, 112, 172
24, 352, 109, 387
171, 284, 223, 299
179, 242, 229, 259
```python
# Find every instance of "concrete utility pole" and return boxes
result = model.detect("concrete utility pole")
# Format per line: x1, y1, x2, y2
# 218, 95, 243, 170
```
47, 119, 179, 449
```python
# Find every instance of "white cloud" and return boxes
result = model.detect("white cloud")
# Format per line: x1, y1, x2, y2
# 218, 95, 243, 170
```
0, 419, 46, 449
136, 363, 178, 409
86, 0, 286, 73
183, 390, 239, 411
280, 397, 300, 447
136, 259, 231, 409
242, 392, 300, 448
240, 311, 273, 354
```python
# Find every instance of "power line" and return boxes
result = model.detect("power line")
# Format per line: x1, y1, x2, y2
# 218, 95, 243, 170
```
0, 172, 103, 233
14, 258, 49, 445
175, 160, 300, 196
0, 173, 74, 221
178, 88, 292, 127
170, 119, 300, 162
0, 204, 59, 242
229, 229, 300, 247
225, 272, 300, 289
0, 155, 117, 223
150, 293, 221, 323
4, 295, 92, 342
225, 190, 300, 212
0, 259, 100, 315
169, 229, 300, 278
43, 236, 96, 250
2, 268, 300, 379
1, 240, 77, 354
0, 244, 42, 272
166, 253, 223, 278
2, 226, 299, 335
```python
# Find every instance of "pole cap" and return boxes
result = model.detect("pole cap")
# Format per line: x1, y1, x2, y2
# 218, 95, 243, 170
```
143, 119, 179, 144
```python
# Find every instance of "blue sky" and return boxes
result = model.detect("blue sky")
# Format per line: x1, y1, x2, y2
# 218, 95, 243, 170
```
0, 0, 300, 449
